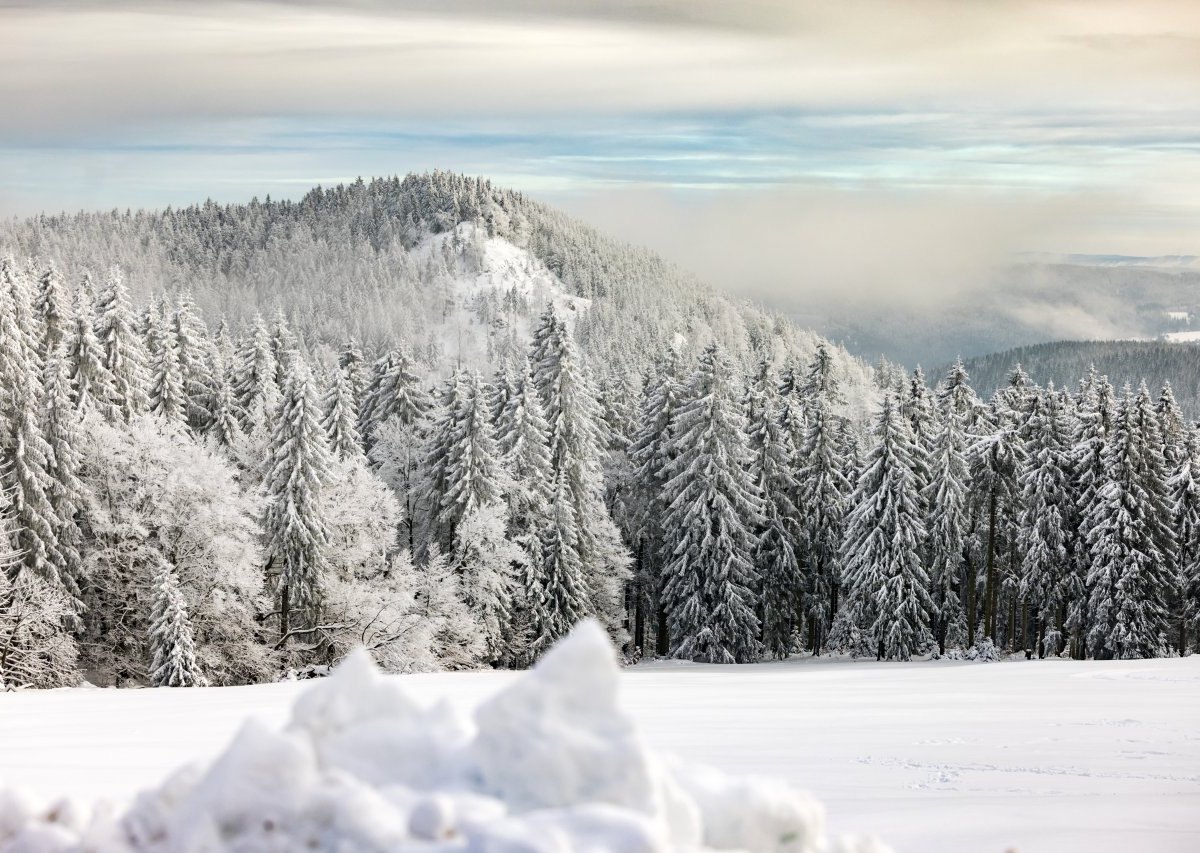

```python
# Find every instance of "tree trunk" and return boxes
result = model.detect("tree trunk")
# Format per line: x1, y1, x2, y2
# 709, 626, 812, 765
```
1007, 593, 1018, 652
633, 546, 646, 656
279, 583, 290, 646
655, 602, 669, 656
965, 551, 977, 648
984, 489, 998, 640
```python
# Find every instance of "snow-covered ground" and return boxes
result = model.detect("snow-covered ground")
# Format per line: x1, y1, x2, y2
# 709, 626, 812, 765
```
2, 652, 1198, 852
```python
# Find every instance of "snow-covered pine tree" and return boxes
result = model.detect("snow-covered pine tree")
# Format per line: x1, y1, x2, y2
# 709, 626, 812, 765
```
269, 309, 298, 387
937, 357, 983, 427
841, 395, 934, 661
262, 361, 334, 641
34, 262, 72, 358
797, 342, 852, 654
1068, 368, 1115, 657
232, 314, 279, 435
1017, 385, 1072, 657
64, 284, 117, 418
497, 364, 554, 563
173, 291, 217, 431
148, 310, 188, 426
627, 346, 684, 655
746, 360, 802, 659
338, 339, 367, 404
94, 266, 149, 421
528, 306, 629, 635
432, 371, 510, 550
148, 561, 206, 687
41, 353, 88, 608
1157, 382, 1187, 470
358, 348, 432, 449
661, 343, 763, 664
1085, 383, 1175, 659
925, 391, 971, 653
967, 392, 1025, 645
4, 258, 44, 377
0, 276, 67, 593
530, 468, 591, 655
206, 364, 244, 450
321, 367, 364, 463
902, 366, 937, 501
1168, 426, 1200, 654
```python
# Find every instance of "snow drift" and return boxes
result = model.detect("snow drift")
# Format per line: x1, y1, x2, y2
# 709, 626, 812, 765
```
0, 621, 888, 852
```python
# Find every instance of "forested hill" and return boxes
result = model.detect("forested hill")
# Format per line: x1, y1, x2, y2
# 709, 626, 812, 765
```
0, 172, 876, 423
957, 339, 1200, 418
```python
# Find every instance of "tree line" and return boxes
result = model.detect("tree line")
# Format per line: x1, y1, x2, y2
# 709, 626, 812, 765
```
2, 251, 1195, 689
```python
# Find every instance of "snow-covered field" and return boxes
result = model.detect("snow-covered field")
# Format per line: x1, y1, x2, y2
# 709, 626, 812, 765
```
2, 652, 1198, 852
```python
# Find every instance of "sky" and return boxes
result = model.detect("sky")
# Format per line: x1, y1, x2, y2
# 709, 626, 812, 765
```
2, 0, 1198, 309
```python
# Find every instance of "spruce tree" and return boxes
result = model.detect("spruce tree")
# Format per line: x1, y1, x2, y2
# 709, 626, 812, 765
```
531, 469, 590, 654
797, 343, 852, 653
746, 360, 802, 659
232, 315, 279, 434
148, 562, 206, 687
529, 306, 629, 630
321, 367, 364, 463
498, 364, 554, 561
206, 364, 244, 450
925, 396, 970, 652
435, 371, 510, 547
358, 349, 432, 449
338, 339, 367, 404
148, 311, 187, 426
1018, 386, 1072, 657
968, 392, 1025, 645
41, 354, 87, 607
661, 343, 763, 664
627, 347, 684, 655
173, 292, 216, 430
94, 266, 149, 421
64, 285, 117, 418
1085, 384, 1175, 659
1068, 369, 1115, 657
262, 361, 334, 640
0, 279, 63, 592
35, 262, 72, 358
841, 395, 934, 661
1168, 427, 1200, 654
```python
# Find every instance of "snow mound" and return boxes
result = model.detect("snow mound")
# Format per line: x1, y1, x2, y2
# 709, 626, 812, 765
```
0, 621, 889, 852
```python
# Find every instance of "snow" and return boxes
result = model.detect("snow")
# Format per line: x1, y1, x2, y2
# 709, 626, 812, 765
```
1161, 330, 1200, 342
412, 223, 592, 370
1, 647, 1199, 852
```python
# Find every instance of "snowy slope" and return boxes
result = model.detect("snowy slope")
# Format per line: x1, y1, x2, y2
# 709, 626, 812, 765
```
405, 222, 592, 373
2, 654, 1197, 852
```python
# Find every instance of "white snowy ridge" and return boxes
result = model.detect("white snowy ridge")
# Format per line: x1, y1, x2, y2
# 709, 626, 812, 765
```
0, 622, 888, 853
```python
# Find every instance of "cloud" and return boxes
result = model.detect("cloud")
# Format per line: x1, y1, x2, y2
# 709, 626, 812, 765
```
3, 1, 1200, 139
0, 0, 1196, 316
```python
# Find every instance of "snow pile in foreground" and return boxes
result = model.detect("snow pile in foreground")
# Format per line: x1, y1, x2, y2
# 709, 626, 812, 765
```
0, 622, 889, 852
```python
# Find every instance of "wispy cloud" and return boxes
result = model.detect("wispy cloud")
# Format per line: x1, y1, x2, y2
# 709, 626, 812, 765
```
0, 0, 1197, 302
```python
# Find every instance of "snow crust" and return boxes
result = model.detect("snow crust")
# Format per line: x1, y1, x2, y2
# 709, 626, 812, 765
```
0, 622, 881, 852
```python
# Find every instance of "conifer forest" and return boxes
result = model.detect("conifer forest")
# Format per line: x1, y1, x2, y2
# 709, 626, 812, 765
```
0, 174, 1195, 692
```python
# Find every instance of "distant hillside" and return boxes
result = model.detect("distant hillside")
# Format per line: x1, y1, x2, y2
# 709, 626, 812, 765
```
957, 339, 1200, 418
0, 172, 878, 422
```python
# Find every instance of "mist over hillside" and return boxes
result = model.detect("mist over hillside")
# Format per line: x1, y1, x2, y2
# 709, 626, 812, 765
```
811, 256, 1200, 369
